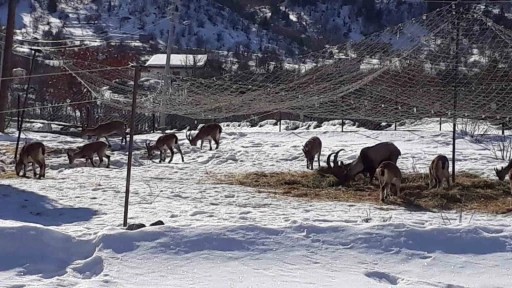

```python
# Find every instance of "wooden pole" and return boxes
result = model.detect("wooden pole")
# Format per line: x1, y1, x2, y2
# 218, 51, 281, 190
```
152, 113, 156, 133
452, 6, 460, 185
14, 49, 40, 162
0, 0, 17, 132
123, 66, 141, 227
278, 111, 281, 132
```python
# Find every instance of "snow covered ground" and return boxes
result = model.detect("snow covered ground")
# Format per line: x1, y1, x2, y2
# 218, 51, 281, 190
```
1, 119, 512, 287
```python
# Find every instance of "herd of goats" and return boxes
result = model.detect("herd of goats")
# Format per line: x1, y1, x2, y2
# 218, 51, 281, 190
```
13, 120, 222, 178
10, 119, 512, 202
301, 135, 512, 200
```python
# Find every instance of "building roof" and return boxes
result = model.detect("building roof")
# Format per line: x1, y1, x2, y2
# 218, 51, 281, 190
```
145, 54, 208, 68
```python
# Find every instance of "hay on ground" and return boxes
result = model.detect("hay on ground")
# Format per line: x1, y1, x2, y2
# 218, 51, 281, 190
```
0, 144, 68, 157
213, 170, 512, 214
0, 170, 18, 179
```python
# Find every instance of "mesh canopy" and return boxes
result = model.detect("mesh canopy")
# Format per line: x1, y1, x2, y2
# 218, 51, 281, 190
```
54, 3, 512, 128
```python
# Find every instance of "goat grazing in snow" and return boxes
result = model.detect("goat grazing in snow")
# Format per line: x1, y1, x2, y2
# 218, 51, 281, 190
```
429, 155, 451, 189
186, 123, 222, 150
376, 161, 402, 202
15, 141, 46, 179
145, 133, 185, 163
67, 141, 111, 168
302, 136, 322, 170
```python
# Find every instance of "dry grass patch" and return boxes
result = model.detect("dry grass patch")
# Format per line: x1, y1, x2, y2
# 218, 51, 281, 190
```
213, 171, 512, 214
0, 145, 17, 156
0, 144, 67, 158
0, 170, 17, 179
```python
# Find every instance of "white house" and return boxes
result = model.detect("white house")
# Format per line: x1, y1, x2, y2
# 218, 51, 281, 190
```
144, 54, 208, 78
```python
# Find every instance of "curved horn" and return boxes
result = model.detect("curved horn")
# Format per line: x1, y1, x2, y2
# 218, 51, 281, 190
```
326, 152, 335, 169
333, 149, 345, 168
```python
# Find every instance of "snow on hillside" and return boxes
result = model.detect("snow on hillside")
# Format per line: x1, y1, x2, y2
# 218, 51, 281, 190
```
0, 118, 512, 286
0, 0, 426, 57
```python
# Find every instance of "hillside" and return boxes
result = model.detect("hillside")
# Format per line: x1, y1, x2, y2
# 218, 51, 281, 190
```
0, 0, 426, 57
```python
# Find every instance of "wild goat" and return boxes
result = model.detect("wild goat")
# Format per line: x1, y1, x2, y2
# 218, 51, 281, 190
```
318, 148, 348, 181
81, 120, 127, 146
15, 141, 46, 179
429, 155, 451, 189
67, 141, 111, 168
321, 142, 401, 185
495, 159, 512, 181
145, 133, 184, 163
302, 136, 322, 170
186, 123, 222, 150
376, 161, 402, 202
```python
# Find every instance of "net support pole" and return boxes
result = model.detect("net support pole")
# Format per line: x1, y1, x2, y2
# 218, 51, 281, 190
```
452, 4, 460, 185
439, 116, 442, 131
502, 122, 505, 136
278, 111, 281, 132
17, 89, 21, 130
123, 65, 141, 227
341, 119, 344, 132
14, 48, 40, 162
152, 113, 156, 133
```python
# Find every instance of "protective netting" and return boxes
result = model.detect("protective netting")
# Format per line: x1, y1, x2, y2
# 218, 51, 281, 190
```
137, 3, 512, 122
6, 3, 512, 133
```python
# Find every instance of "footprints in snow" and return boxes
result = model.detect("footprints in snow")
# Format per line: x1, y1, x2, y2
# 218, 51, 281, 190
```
70, 255, 104, 279
364, 270, 402, 286
364, 270, 466, 288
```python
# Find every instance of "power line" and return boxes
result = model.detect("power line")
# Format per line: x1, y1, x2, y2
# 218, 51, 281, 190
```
0, 99, 98, 114
0, 65, 131, 81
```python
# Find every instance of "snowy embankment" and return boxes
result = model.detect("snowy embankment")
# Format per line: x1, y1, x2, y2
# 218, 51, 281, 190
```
0, 119, 511, 287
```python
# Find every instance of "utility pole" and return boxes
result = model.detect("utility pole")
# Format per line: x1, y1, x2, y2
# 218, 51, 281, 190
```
124, 65, 142, 227
161, 0, 180, 128
0, 0, 17, 132
452, 3, 461, 185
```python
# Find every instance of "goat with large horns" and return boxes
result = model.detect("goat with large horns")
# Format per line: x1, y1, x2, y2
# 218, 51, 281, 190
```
320, 142, 401, 185
494, 159, 512, 181
318, 148, 348, 181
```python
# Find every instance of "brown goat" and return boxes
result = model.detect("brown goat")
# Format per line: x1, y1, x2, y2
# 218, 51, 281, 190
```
495, 159, 512, 181
15, 141, 46, 179
429, 155, 451, 189
67, 141, 111, 168
317, 149, 348, 181
145, 133, 184, 163
186, 123, 222, 150
302, 136, 322, 170
81, 120, 127, 146
320, 142, 401, 185
376, 161, 402, 202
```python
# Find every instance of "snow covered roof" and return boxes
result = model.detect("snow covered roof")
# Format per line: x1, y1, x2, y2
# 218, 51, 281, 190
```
145, 54, 208, 68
